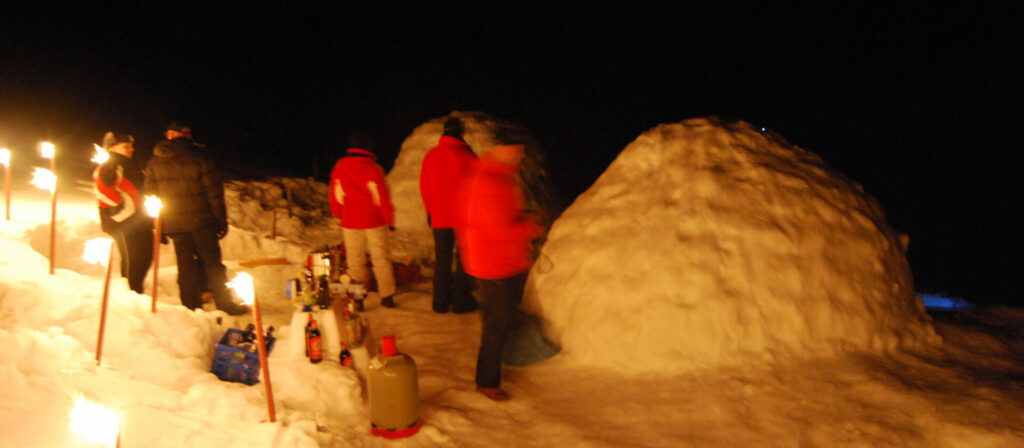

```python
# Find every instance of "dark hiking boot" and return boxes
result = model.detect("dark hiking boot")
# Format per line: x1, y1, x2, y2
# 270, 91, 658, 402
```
381, 296, 397, 308
477, 386, 510, 401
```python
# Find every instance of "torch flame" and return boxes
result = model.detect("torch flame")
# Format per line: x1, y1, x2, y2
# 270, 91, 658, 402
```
40, 141, 55, 159
0, 148, 9, 167
30, 167, 56, 193
69, 394, 120, 446
144, 195, 162, 218
83, 238, 114, 266
227, 272, 255, 306
91, 144, 109, 164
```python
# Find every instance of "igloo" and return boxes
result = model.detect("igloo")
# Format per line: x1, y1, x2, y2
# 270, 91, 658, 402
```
523, 118, 939, 374
387, 111, 559, 261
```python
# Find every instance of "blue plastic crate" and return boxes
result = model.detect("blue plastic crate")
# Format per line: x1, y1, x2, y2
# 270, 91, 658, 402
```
211, 328, 275, 385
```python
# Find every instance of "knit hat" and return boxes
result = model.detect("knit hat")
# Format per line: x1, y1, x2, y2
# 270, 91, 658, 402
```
102, 131, 134, 150
166, 121, 191, 133
442, 116, 465, 138
347, 130, 375, 151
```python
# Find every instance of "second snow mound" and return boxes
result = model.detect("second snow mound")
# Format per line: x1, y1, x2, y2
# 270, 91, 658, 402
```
524, 118, 939, 374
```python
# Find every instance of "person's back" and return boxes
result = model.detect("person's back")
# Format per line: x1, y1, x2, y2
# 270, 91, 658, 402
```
145, 138, 225, 234
421, 135, 477, 229
143, 122, 243, 315
330, 149, 394, 230
329, 132, 398, 309
420, 117, 479, 313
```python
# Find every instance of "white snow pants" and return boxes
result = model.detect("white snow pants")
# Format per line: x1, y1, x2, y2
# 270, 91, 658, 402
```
343, 225, 396, 298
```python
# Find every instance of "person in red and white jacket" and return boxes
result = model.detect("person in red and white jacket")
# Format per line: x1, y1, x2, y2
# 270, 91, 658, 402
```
93, 131, 153, 293
420, 117, 478, 313
458, 142, 543, 401
329, 132, 397, 308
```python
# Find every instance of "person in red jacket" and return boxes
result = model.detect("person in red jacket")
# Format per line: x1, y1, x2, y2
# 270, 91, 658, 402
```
420, 117, 478, 313
458, 142, 543, 401
93, 131, 153, 293
329, 132, 397, 308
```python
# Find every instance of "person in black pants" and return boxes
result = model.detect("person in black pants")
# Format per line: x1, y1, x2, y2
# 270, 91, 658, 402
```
475, 272, 527, 393
458, 143, 543, 401
93, 131, 153, 293
144, 122, 248, 315
420, 117, 478, 313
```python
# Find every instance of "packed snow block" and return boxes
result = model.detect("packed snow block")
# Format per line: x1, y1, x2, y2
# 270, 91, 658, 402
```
386, 111, 560, 262
523, 118, 940, 374
211, 329, 275, 385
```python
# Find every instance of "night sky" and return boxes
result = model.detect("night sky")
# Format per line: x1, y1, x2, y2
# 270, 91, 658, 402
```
2, 4, 1021, 306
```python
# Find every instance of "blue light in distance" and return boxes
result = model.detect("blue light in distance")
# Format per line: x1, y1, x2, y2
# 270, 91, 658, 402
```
918, 293, 974, 310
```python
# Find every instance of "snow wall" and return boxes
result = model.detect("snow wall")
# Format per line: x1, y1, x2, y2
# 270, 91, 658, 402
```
523, 118, 940, 374
387, 111, 559, 262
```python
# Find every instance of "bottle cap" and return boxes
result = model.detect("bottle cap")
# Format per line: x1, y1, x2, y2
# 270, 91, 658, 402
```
380, 335, 397, 357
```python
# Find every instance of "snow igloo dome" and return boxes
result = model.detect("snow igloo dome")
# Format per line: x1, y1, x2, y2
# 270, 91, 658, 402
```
523, 118, 938, 374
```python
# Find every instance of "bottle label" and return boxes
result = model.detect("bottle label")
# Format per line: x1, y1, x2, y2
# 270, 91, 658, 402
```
310, 336, 322, 361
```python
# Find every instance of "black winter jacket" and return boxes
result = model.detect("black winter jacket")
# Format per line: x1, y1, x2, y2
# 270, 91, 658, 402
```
144, 138, 227, 234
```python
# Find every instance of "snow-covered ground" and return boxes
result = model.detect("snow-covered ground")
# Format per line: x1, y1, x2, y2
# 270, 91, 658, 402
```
1, 118, 1023, 447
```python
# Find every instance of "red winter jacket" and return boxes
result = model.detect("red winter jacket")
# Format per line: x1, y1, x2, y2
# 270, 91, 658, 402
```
457, 154, 542, 280
420, 136, 477, 229
329, 148, 394, 229
94, 151, 144, 233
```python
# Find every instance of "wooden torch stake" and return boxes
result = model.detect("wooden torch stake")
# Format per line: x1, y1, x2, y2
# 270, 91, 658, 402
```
4, 163, 10, 221
96, 241, 114, 365
49, 182, 57, 275
252, 295, 277, 422
285, 185, 293, 218
270, 209, 276, 239
151, 216, 161, 313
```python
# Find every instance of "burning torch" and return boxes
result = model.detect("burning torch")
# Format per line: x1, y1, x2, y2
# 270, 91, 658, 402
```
30, 163, 57, 274
1, 148, 10, 221
70, 394, 121, 448
145, 195, 162, 313
227, 272, 277, 422
91, 144, 109, 164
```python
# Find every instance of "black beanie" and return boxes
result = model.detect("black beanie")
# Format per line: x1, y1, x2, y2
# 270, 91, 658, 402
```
442, 117, 464, 138
347, 130, 375, 151
166, 121, 190, 133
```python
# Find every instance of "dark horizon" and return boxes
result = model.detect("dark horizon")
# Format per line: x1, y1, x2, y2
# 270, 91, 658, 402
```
2, 5, 1021, 306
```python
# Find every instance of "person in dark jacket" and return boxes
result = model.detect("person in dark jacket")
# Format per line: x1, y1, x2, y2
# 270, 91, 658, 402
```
93, 131, 153, 293
420, 117, 478, 313
144, 122, 248, 315
458, 142, 543, 401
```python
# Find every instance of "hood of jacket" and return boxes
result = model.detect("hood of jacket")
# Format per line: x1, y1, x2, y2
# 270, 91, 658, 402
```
153, 137, 198, 158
